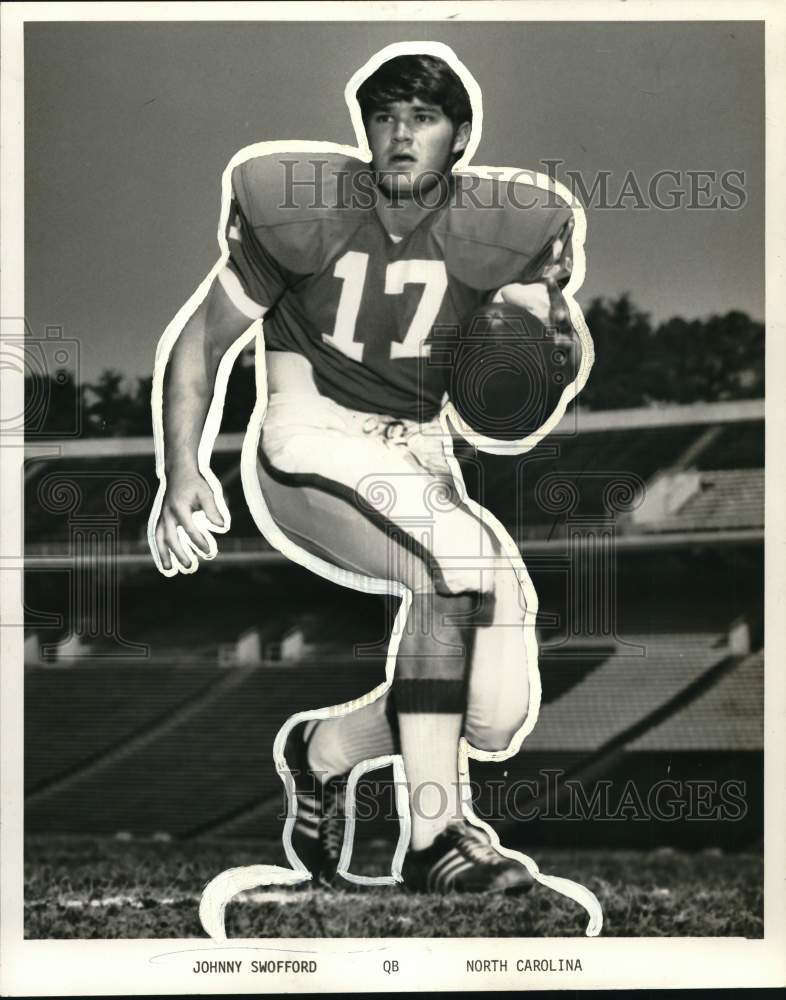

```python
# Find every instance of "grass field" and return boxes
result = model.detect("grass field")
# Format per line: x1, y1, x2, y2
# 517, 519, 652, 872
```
24, 836, 763, 939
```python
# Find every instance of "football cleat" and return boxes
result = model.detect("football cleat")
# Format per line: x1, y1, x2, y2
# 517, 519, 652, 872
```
284, 722, 345, 887
401, 821, 535, 894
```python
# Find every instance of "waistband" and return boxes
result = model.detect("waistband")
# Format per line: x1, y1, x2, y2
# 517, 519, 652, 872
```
264, 391, 444, 439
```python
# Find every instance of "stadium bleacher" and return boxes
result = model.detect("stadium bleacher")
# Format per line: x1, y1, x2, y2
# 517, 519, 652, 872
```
25, 661, 385, 838
24, 400, 765, 553
22, 399, 764, 848
692, 421, 765, 470
629, 648, 763, 752
24, 452, 241, 548
634, 469, 763, 534
25, 664, 222, 794
525, 632, 730, 752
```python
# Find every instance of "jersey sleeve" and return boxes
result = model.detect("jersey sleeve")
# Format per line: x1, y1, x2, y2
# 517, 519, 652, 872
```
219, 165, 296, 317
440, 174, 576, 291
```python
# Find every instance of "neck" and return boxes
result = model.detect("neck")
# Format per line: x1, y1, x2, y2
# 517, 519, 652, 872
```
374, 197, 429, 238
373, 174, 453, 237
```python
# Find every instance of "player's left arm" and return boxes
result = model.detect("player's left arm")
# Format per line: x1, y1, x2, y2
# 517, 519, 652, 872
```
494, 215, 575, 340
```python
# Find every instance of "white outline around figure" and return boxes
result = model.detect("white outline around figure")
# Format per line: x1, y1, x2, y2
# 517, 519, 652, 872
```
148, 39, 602, 941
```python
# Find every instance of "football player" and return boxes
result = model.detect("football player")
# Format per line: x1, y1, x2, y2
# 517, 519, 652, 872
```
151, 48, 583, 902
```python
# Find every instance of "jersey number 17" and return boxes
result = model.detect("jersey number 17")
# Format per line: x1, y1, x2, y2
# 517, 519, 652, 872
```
322, 251, 448, 362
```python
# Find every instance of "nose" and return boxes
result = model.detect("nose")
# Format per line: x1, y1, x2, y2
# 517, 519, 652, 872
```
392, 119, 412, 142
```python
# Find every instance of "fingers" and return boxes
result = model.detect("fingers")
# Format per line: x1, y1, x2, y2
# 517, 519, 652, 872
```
552, 216, 575, 263
191, 512, 219, 560
545, 275, 572, 334
152, 498, 225, 576
498, 282, 551, 326
177, 504, 214, 558
543, 214, 574, 333
153, 519, 172, 573
162, 509, 197, 571
198, 488, 227, 533
150, 469, 231, 576
152, 508, 201, 576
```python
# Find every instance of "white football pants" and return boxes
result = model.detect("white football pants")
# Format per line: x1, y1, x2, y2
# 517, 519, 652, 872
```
254, 390, 534, 753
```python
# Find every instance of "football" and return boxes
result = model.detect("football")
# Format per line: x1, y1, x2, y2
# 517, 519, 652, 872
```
446, 302, 579, 441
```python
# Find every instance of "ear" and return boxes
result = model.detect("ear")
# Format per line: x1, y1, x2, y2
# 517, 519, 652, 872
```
452, 121, 471, 156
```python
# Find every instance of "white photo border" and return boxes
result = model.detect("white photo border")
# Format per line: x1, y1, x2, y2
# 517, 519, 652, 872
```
1, 2, 784, 994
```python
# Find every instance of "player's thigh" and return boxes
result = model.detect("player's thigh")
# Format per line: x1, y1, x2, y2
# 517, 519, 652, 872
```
257, 400, 495, 595
256, 449, 435, 591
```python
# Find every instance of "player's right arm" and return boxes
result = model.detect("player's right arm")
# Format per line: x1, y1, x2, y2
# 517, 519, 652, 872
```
152, 268, 266, 573
152, 153, 299, 574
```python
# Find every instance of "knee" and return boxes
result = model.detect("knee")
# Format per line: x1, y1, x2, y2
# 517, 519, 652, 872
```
433, 564, 497, 603
397, 591, 474, 682
468, 710, 529, 754
408, 590, 476, 639
428, 570, 497, 630
465, 676, 531, 753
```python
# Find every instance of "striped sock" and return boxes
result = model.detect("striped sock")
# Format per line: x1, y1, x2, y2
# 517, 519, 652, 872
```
306, 696, 396, 782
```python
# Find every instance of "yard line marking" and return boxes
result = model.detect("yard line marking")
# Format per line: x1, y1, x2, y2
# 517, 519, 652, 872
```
25, 888, 378, 910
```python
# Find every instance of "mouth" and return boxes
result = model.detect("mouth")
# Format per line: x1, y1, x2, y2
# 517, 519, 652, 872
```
389, 153, 416, 164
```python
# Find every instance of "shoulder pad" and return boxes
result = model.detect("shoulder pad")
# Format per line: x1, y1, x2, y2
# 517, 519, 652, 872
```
436, 173, 573, 289
231, 152, 371, 273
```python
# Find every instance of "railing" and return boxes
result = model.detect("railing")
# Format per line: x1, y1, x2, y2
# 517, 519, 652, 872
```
24, 525, 764, 564
22, 399, 765, 461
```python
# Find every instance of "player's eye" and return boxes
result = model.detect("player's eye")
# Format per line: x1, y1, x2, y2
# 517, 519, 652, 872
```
373, 112, 393, 124
415, 113, 435, 123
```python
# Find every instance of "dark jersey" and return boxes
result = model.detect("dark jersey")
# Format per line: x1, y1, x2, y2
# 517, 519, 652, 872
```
225, 151, 573, 420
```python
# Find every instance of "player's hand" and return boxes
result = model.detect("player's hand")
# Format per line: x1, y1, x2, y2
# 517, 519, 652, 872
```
151, 464, 227, 575
497, 217, 575, 340
542, 216, 574, 338
496, 281, 551, 325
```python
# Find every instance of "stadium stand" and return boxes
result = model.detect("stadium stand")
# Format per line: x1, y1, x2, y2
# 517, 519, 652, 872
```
632, 469, 763, 533
25, 662, 384, 837
692, 420, 764, 470
23, 399, 764, 554
22, 399, 764, 848
24, 452, 240, 549
24, 665, 223, 794
629, 648, 763, 752
525, 632, 730, 752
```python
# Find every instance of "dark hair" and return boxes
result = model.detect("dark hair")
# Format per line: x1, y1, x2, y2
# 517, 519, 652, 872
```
356, 54, 472, 131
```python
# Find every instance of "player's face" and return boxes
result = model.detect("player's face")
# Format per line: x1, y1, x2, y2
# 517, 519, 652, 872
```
367, 100, 470, 199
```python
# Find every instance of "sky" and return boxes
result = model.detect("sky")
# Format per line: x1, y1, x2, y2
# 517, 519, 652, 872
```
24, 19, 764, 384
